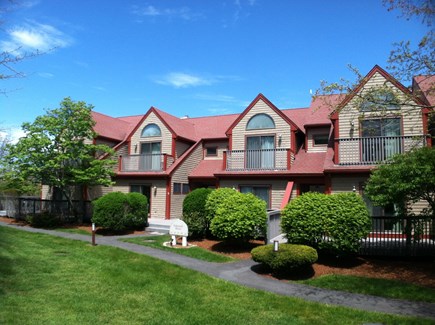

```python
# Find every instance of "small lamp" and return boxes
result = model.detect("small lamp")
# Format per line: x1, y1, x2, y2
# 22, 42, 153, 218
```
273, 240, 279, 252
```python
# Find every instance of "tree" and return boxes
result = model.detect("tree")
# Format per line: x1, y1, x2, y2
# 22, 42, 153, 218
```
315, 0, 434, 115
365, 147, 435, 217
1, 97, 115, 216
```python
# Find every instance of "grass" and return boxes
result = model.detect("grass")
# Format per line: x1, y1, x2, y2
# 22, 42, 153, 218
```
123, 235, 235, 263
298, 274, 435, 303
0, 226, 430, 325
54, 227, 93, 236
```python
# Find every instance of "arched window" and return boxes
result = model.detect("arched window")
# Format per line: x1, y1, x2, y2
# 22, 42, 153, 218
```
360, 89, 399, 112
246, 113, 275, 130
141, 123, 161, 137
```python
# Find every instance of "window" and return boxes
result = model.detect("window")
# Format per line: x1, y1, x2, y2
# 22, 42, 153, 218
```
360, 89, 399, 112
240, 186, 271, 209
361, 118, 401, 162
141, 123, 161, 137
313, 134, 329, 146
206, 147, 217, 156
246, 114, 275, 130
246, 135, 275, 169
140, 142, 161, 170
173, 183, 190, 195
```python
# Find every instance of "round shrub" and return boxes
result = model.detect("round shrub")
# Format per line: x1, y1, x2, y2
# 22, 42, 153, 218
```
182, 188, 213, 238
205, 188, 238, 223
281, 192, 371, 254
210, 191, 267, 241
92, 192, 128, 231
281, 192, 328, 247
25, 212, 60, 228
125, 192, 148, 228
251, 244, 318, 272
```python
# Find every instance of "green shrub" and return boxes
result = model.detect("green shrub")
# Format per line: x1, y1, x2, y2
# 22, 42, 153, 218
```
92, 192, 128, 231
182, 188, 213, 238
125, 192, 148, 228
25, 212, 60, 228
281, 192, 371, 254
251, 244, 318, 272
205, 188, 238, 223
92, 192, 149, 231
210, 191, 267, 241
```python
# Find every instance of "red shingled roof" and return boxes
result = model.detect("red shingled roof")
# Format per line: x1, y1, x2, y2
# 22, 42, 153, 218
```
189, 159, 223, 178
291, 150, 326, 175
189, 113, 239, 139
153, 108, 197, 141
92, 111, 137, 141
413, 75, 435, 106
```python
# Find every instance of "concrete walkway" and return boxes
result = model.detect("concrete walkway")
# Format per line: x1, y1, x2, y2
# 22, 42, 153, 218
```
1, 221, 435, 320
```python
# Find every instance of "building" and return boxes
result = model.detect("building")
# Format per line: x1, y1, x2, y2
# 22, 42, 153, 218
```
43, 65, 434, 220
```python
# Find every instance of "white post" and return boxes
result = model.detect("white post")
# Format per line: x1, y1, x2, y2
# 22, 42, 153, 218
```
171, 235, 177, 246
182, 236, 187, 247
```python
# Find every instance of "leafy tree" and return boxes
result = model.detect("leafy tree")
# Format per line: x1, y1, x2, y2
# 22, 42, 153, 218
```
315, 0, 434, 115
365, 147, 435, 217
2, 97, 115, 216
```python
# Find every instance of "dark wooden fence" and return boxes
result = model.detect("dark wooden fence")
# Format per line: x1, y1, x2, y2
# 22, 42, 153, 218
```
358, 216, 435, 257
0, 196, 92, 222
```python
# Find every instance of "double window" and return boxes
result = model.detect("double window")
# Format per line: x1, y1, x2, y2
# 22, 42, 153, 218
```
240, 186, 270, 209
361, 118, 401, 162
246, 136, 275, 169
173, 183, 190, 195
140, 142, 161, 171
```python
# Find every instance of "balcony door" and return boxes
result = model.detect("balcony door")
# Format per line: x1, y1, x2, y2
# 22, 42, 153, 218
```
246, 136, 275, 169
361, 118, 401, 163
140, 142, 161, 171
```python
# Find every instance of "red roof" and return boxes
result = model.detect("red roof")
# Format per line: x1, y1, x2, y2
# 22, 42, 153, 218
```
189, 160, 223, 178
413, 75, 435, 106
291, 150, 326, 175
92, 111, 138, 141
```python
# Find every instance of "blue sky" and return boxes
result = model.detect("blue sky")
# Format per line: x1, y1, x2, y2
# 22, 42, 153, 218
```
0, 0, 426, 141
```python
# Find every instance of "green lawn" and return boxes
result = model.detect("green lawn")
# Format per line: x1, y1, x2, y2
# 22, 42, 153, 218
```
123, 235, 234, 263
298, 274, 435, 303
0, 226, 431, 325
54, 227, 93, 236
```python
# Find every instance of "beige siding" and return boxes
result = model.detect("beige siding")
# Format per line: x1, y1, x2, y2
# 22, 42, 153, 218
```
231, 99, 291, 151
170, 143, 203, 218
338, 72, 425, 163
204, 140, 229, 160
88, 185, 112, 200
219, 179, 287, 210
130, 112, 173, 156
41, 185, 52, 200
331, 176, 368, 194
175, 141, 191, 159
113, 143, 128, 171
307, 127, 330, 152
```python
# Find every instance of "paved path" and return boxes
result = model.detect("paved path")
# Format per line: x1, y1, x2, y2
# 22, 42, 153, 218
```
1, 221, 435, 320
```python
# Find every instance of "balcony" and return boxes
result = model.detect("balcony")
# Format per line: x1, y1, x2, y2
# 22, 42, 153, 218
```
338, 135, 426, 165
224, 148, 293, 171
119, 154, 174, 172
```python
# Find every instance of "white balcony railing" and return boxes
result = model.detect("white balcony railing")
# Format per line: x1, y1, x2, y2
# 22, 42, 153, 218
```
225, 148, 292, 171
338, 135, 426, 165
120, 154, 174, 172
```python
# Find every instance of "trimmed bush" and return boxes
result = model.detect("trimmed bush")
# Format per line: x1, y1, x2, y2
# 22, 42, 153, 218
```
92, 192, 148, 231
25, 212, 60, 228
251, 244, 318, 272
92, 192, 128, 231
281, 192, 371, 254
210, 191, 267, 241
205, 188, 238, 223
125, 192, 148, 228
182, 188, 213, 238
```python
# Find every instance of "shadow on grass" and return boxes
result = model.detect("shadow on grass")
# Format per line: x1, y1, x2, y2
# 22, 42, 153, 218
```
251, 263, 316, 281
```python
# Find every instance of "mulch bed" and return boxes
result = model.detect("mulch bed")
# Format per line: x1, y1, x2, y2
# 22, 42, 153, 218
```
2, 217, 434, 288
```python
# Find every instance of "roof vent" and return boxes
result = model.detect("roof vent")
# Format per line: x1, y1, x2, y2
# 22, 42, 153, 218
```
180, 115, 189, 119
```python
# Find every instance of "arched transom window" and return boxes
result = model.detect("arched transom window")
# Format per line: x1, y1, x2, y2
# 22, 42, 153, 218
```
246, 113, 275, 130
141, 123, 161, 137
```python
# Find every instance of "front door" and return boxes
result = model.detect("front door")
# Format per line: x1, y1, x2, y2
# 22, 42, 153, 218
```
130, 185, 151, 214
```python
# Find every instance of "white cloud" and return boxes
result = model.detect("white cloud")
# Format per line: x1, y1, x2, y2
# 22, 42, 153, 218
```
0, 21, 73, 55
0, 127, 27, 144
154, 72, 213, 88
38, 72, 54, 78
131, 5, 203, 21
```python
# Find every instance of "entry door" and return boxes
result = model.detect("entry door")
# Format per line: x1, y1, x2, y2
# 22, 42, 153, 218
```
131, 185, 151, 214
140, 142, 161, 170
